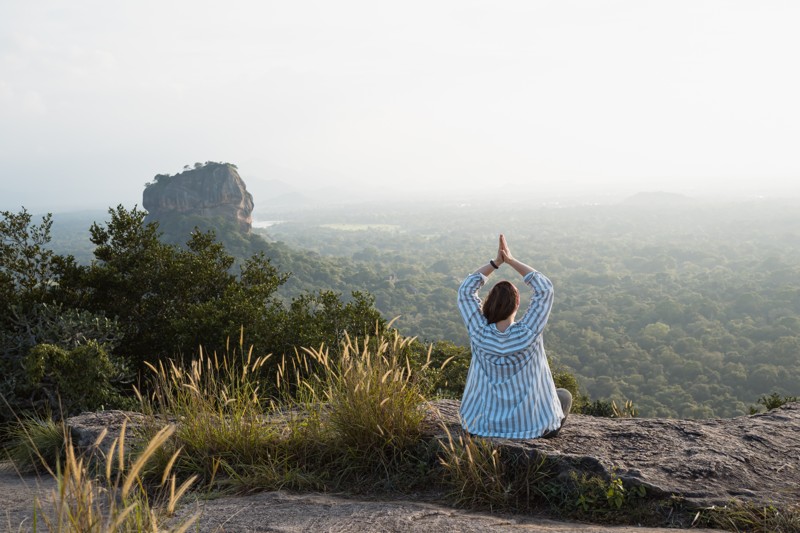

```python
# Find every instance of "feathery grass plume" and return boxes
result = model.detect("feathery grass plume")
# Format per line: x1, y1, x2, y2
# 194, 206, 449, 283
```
137, 325, 434, 494
294, 329, 429, 485
19, 419, 199, 532
136, 331, 305, 492
438, 426, 512, 510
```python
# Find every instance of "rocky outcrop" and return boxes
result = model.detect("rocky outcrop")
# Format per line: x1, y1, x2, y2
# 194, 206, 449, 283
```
428, 400, 800, 508
66, 401, 800, 510
68, 410, 148, 457
143, 163, 254, 232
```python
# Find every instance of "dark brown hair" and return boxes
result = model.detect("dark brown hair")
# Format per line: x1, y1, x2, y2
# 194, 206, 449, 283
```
483, 281, 520, 324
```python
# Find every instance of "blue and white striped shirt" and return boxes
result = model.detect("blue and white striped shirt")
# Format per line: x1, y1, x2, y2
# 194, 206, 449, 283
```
457, 271, 564, 439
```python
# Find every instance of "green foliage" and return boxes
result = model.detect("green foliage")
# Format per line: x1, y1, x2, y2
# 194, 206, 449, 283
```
265, 200, 800, 418
438, 432, 654, 522
554, 470, 649, 521
406, 339, 471, 398
577, 399, 617, 417
0, 208, 61, 309
2, 205, 389, 423
24, 341, 128, 414
553, 368, 580, 400
749, 391, 799, 414
1, 302, 126, 427
10, 198, 800, 421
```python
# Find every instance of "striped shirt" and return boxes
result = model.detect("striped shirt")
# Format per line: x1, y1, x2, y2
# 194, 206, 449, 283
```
457, 271, 564, 439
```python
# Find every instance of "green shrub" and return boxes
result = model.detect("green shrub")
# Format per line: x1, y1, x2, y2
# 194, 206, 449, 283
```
24, 341, 129, 414
749, 392, 799, 414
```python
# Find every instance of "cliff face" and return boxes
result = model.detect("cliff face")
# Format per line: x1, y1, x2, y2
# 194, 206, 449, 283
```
143, 163, 254, 232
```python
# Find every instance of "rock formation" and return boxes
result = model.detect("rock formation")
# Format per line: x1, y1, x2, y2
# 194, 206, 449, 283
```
67, 401, 800, 511
142, 162, 254, 232
428, 399, 800, 508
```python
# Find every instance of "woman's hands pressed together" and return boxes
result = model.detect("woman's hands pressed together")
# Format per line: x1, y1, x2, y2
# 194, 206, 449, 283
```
498, 234, 535, 277
476, 234, 535, 278
494, 234, 507, 267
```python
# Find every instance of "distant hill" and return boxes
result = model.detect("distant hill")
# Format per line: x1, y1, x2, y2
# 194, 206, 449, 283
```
621, 191, 693, 207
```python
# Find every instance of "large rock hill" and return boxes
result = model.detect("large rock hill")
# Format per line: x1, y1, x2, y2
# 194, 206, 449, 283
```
142, 162, 254, 232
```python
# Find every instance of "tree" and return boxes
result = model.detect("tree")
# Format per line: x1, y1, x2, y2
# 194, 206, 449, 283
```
69, 206, 291, 370
1, 209, 61, 317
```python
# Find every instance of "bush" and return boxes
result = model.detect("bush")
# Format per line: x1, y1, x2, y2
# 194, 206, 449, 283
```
24, 341, 129, 414
749, 391, 799, 414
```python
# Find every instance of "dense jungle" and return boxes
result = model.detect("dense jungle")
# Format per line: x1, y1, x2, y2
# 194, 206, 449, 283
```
4, 194, 799, 422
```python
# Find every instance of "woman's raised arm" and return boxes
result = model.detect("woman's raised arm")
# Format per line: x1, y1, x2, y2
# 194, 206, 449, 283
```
500, 235, 535, 277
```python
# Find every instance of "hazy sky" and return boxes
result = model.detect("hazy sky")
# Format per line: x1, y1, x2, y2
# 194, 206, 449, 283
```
2, 1, 799, 211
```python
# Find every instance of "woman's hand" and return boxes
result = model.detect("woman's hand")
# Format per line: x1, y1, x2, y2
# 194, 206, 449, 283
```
500, 234, 514, 263
495, 234, 507, 266
500, 235, 535, 277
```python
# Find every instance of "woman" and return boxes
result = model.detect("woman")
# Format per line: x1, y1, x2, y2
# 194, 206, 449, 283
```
457, 234, 572, 439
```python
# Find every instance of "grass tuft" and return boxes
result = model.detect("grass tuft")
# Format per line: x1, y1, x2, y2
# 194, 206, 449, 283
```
4, 415, 198, 532
2, 414, 66, 474
137, 329, 433, 494
438, 426, 551, 510
693, 501, 800, 532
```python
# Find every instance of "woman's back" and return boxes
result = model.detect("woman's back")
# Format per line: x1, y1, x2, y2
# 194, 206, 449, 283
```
457, 267, 565, 439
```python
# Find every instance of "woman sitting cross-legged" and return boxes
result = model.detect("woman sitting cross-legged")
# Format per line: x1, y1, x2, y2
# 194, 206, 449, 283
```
457, 234, 572, 439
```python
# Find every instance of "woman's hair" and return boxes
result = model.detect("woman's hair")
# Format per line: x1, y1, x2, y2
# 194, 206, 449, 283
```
483, 281, 520, 324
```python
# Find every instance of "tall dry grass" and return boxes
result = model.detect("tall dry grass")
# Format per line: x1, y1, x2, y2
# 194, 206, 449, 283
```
136, 329, 434, 493
4, 418, 198, 532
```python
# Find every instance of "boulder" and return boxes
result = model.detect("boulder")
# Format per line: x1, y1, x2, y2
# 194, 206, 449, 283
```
426, 399, 800, 508
143, 163, 254, 232
67, 410, 148, 458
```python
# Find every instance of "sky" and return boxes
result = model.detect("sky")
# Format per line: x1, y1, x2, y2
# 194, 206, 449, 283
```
2, 0, 800, 212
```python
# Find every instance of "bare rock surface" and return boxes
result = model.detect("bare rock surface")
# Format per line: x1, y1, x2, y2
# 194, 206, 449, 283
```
67, 409, 148, 457
427, 399, 800, 508
0, 467, 714, 532
169, 490, 715, 533
143, 162, 254, 231
45, 402, 798, 531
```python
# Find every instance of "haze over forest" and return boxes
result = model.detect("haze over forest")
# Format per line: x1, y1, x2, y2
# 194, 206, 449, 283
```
2, 1, 800, 212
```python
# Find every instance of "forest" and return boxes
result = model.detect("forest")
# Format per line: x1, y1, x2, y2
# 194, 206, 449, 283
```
10, 195, 800, 420
259, 195, 800, 418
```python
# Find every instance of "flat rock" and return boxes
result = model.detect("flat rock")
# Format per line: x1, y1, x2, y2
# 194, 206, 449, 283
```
63, 401, 800, 520
67, 410, 148, 458
169, 489, 716, 533
426, 399, 800, 508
